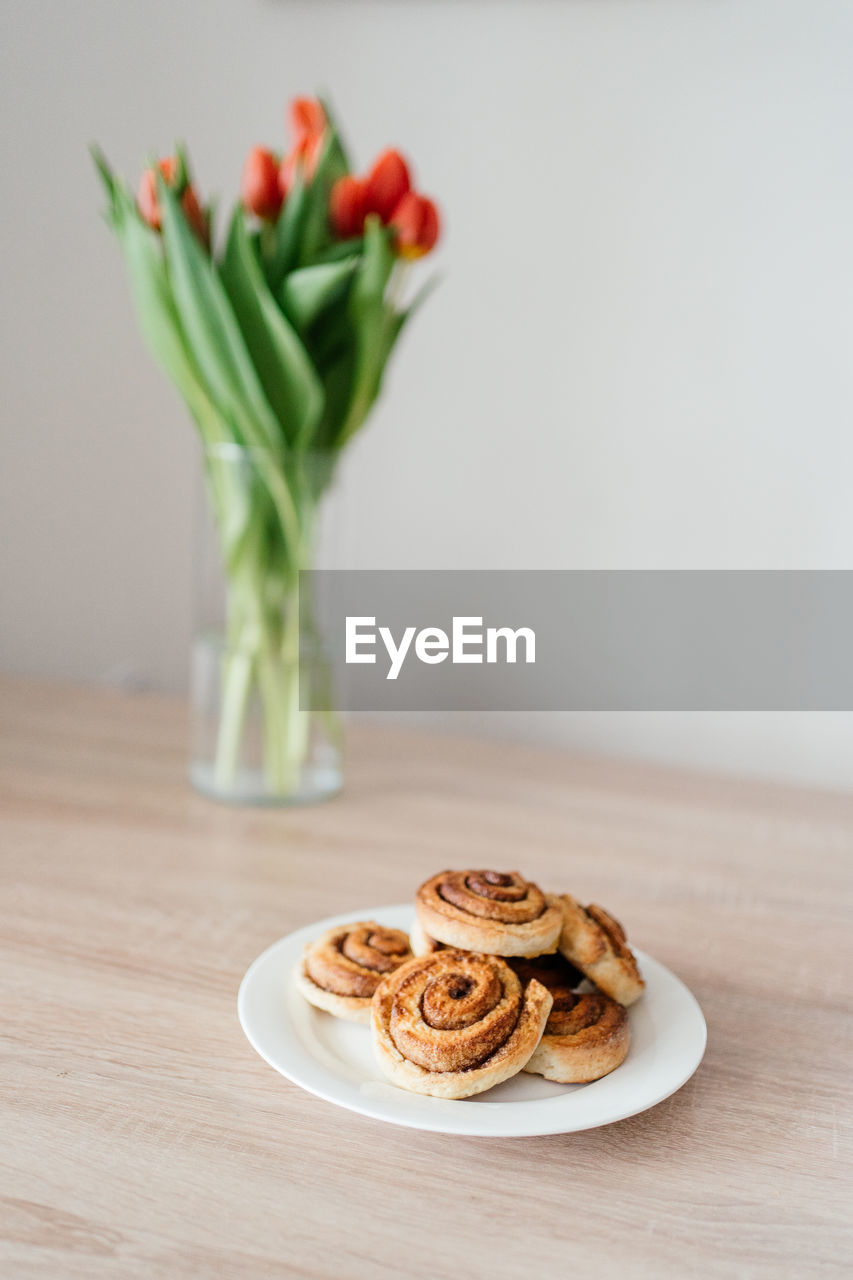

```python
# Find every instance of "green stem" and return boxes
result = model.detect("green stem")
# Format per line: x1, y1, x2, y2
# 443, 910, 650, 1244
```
278, 584, 311, 790
214, 643, 255, 790
207, 456, 341, 801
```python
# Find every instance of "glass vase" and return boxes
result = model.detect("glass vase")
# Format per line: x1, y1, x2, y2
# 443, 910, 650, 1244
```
189, 443, 343, 805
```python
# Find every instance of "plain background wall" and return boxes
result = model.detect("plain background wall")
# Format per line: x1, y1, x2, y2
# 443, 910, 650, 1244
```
2, 0, 853, 788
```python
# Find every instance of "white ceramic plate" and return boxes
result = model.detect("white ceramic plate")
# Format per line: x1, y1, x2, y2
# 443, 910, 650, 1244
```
238, 904, 707, 1138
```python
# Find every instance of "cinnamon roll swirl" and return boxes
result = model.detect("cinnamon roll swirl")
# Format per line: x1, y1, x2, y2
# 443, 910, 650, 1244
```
525, 988, 630, 1083
372, 950, 553, 1098
558, 895, 645, 1006
415, 870, 563, 957
295, 921, 412, 1023
510, 953, 630, 1083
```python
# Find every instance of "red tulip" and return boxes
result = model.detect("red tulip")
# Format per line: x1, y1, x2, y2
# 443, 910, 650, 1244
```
288, 97, 326, 147
364, 149, 411, 223
329, 175, 367, 239
137, 157, 207, 243
389, 191, 440, 258
241, 146, 283, 220
276, 97, 328, 195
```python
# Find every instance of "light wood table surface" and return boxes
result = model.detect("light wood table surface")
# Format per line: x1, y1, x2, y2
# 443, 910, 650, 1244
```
1, 679, 851, 1278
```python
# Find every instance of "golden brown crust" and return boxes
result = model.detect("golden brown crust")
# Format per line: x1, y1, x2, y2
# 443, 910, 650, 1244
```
557, 895, 645, 1006
294, 922, 412, 1023
371, 950, 553, 1098
415, 870, 563, 957
409, 915, 446, 956
524, 989, 630, 1083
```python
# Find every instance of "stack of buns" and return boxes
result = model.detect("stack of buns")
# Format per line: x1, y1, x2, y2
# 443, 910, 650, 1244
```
294, 868, 644, 1100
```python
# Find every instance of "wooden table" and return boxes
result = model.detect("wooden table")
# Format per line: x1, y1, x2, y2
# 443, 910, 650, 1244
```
1, 680, 851, 1278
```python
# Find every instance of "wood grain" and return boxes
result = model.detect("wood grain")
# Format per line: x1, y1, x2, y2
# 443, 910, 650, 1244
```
1, 678, 851, 1278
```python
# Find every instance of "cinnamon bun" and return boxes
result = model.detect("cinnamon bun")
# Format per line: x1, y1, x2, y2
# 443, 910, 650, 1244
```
372, 950, 552, 1098
557, 895, 645, 1006
510, 953, 630, 1082
295, 921, 412, 1023
415, 870, 562, 957
525, 988, 630, 1083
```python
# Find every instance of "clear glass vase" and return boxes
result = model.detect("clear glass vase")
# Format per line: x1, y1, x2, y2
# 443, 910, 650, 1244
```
189, 443, 343, 805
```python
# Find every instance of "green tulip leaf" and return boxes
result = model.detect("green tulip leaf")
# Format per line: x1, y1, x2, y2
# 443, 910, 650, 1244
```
280, 257, 358, 334
370, 273, 442, 391
298, 127, 350, 267
159, 181, 302, 548
91, 145, 122, 227
314, 348, 357, 449
268, 171, 308, 287
390, 274, 440, 344
158, 180, 281, 448
317, 96, 352, 172
221, 208, 324, 449
355, 213, 396, 304
336, 215, 397, 444
95, 171, 256, 570
106, 186, 226, 449
311, 236, 364, 265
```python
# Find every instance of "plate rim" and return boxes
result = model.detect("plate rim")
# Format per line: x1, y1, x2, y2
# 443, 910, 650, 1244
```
237, 903, 707, 1137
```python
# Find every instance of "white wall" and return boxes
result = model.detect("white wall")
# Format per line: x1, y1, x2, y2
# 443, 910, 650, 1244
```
2, 0, 853, 788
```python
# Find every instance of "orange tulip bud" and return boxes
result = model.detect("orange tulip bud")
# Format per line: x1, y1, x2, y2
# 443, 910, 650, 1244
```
364, 149, 411, 223
137, 158, 175, 230
329, 175, 367, 239
241, 146, 283, 220
137, 157, 207, 244
389, 191, 441, 259
279, 129, 325, 193
288, 97, 326, 146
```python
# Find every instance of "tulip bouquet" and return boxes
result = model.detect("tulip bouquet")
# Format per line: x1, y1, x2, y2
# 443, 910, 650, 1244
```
93, 97, 440, 801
